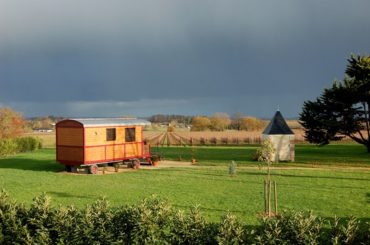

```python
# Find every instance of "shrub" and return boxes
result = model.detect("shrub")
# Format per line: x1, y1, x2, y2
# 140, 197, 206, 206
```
0, 139, 18, 157
15, 137, 43, 152
221, 137, 229, 145
229, 161, 237, 176
129, 197, 173, 244
171, 207, 215, 244
26, 193, 54, 244
0, 190, 36, 244
200, 137, 206, 145
210, 137, 217, 145
217, 213, 246, 244
0, 191, 369, 244
243, 137, 251, 144
329, 216, 362, 245
0, 137, 42, 158
255, 211, 324, 244
78, 197, 114, 244
253, 139, 275, 163
232, 137, 239, 145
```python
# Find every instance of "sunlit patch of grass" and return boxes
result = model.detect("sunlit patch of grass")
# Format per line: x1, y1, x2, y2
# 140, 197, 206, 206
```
0, 148, 369, 224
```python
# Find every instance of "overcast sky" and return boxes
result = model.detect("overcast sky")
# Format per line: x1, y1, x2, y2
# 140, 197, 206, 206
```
1, 0, 369, 118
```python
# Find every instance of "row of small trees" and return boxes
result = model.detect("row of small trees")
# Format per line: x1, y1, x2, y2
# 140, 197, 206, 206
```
191, 113, 266, 131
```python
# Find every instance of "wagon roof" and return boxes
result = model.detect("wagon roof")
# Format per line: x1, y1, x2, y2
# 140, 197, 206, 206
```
262, 111, 294, 135
69, 118, 151, 127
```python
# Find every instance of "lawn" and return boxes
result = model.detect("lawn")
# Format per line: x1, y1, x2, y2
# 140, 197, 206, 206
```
0, 146, 369, 224
153, 144, 370, 167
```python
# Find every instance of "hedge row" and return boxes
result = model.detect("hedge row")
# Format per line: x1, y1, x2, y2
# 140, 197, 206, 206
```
0, 191, 369, 244
0, 137, 42, 157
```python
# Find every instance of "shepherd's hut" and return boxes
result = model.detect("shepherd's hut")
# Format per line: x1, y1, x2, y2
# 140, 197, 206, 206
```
262, 111, 295, 162
56, 118, 151, 173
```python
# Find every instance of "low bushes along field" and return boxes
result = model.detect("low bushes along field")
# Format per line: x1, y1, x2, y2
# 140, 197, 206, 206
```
0, 191, 368, 244
0, 136, 42, 157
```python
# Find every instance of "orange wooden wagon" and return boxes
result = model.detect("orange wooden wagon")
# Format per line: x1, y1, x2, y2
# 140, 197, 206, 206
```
56, 118, 152, 174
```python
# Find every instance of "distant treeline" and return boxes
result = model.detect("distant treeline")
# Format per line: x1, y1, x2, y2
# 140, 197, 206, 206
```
28, 116, 65, 130
25, 113, 290, 132
148, 114, 193, 125
148, 113, 268, 131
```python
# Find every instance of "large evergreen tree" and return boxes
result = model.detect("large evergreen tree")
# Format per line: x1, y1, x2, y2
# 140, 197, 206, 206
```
300, 55, 370, 152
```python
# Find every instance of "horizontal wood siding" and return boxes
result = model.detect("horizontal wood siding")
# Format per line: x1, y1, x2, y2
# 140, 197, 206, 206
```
114, 145, 124, 159
57, 147, 83, 163
85, 126, 142, 146
125, 143, 142, 157
85, 147, 105, 162
57, 122, 145, 165
57, 128, 83, 146
135, 126, 142, 142
85, 127, 125, 146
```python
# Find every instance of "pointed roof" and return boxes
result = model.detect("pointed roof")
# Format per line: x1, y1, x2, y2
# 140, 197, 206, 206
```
263, 111, 294, 135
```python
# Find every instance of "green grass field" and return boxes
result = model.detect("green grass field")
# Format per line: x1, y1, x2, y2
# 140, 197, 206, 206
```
154, 144, 370, 167
0, 145, 369, 224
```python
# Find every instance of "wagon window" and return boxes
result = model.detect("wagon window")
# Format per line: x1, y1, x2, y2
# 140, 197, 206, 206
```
106, 128, 116, 141
125, 128, 136, 142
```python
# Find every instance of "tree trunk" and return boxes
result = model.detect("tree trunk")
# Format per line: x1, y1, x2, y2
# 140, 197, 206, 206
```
367, 143, 370, 153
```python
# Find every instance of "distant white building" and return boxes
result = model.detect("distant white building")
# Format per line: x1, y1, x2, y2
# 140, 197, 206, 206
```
262, 111, 295, 162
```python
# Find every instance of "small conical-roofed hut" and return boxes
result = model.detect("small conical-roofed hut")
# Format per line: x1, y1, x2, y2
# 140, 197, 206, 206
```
262, 111, 295, 162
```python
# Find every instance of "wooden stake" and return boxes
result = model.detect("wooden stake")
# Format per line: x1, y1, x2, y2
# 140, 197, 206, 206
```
264, 179, 267, 213
268, 180, 271, 217
274, 181, 278, 214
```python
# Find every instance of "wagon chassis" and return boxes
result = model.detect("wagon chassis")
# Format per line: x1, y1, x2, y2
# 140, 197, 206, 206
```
65, 157, 153, 174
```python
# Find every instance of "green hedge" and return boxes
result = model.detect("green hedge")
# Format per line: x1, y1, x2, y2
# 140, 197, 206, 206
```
0, 191, 368, 244
0, 137, 42, 157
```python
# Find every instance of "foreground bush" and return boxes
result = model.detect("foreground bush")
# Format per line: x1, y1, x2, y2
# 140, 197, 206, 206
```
0, 137, 42, 157
0, 191, 368, 244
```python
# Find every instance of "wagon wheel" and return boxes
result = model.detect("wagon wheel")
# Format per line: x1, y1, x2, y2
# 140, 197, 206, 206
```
132, 159, 140, 169
88, 164, 99, 174
113, 162, 120, 172
71, 166, 78, 173
65, 165, 72, 172
146, 157, 152, 165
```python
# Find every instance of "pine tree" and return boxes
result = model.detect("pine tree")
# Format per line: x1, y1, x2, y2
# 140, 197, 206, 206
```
300, 55, 370, 152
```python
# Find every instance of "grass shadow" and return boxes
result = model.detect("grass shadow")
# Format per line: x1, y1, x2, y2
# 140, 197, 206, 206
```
173, 204, 248, 215
47, 191, 93, 200
238, 171, 370, 182
0, 156, 63, 172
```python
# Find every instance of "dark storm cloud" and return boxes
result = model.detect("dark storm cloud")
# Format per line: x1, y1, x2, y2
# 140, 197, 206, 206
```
0, 0, 369, 117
